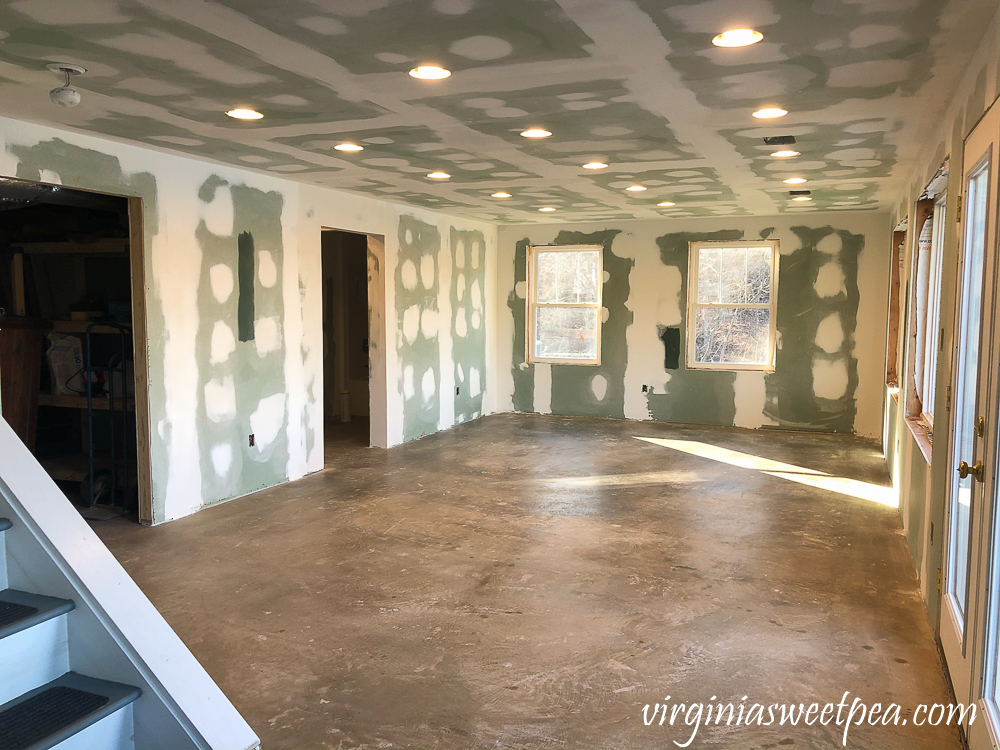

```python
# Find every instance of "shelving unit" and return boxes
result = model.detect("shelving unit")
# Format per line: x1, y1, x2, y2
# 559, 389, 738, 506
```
38, 392, 135, 411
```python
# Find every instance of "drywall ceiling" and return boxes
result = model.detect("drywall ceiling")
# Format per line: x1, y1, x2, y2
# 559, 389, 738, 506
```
0, 0, 994, 223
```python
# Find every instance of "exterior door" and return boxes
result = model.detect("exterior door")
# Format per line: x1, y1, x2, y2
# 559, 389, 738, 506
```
941, 97, 999, 746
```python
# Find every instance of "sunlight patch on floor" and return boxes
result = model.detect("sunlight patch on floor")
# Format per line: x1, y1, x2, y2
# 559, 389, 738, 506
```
635, 436, 898, 508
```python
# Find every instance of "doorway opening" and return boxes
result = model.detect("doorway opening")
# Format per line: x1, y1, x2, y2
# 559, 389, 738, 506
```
0, 178, 152, 522
321, 228, 385, 460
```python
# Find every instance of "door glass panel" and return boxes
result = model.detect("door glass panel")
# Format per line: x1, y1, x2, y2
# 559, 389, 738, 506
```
948, 163, 990, 620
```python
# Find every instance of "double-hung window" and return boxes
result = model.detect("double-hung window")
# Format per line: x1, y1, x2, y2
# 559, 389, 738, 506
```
526, 244, 603, 365
686, 240, 779, 371
909, 194, 947, 430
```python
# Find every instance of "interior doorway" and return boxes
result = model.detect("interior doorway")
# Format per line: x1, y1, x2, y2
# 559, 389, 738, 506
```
0, 177, 152, 522
321, 229, 383, 458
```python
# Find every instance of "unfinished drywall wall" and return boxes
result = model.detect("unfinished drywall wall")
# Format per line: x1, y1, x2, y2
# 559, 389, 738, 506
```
0, 115, 496, 523
497, 211, 889, 438
883, 6, 1000, 626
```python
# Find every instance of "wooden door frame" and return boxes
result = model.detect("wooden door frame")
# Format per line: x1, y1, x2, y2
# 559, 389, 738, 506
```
127, 196, 154, 524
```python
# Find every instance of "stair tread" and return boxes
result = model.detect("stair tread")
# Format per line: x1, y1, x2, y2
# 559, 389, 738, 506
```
0, 672, 141, 750
0, 590, 74, 641
0, 518, 10, 532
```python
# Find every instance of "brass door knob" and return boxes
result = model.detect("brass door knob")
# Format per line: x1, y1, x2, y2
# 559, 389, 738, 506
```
958, 461, 984, 481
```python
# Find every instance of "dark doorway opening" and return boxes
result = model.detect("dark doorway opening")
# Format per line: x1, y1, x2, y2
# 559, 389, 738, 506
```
322, 229, 371, 459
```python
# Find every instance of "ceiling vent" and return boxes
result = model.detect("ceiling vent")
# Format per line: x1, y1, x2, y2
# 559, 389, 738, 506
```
763, 135, 796, 146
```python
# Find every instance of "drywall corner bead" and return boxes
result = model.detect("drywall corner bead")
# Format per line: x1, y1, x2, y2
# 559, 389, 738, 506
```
647, 229, 742, 427
396, 215, 441, 442
542, 229, 631, 420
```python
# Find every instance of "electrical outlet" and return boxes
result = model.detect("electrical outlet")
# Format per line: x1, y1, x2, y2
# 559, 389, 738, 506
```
642, 384, 648, 393
248, 433, 255, 447
456, 386, 460, 396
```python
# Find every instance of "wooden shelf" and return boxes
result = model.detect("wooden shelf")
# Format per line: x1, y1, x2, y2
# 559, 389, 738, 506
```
41, 452, 130, 483
50, 320, 131, 334
12, 239, 128, 255
38, 393, 135, 412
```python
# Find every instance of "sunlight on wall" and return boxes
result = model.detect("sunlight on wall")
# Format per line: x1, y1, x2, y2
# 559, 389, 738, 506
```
635, 436, 897, 508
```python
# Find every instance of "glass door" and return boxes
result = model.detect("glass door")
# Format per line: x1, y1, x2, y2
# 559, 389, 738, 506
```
941, 97, 998, 744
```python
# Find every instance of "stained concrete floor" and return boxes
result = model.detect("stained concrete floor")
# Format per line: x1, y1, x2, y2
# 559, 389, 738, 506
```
95, 414, 959, 750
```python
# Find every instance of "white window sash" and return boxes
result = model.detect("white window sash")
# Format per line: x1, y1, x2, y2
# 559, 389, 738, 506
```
686, 240, 780, 372
526, 244, 604, 366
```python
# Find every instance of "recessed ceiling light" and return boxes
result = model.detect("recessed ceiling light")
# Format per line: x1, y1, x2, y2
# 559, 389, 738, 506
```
583, 162, 608, 170
226, 108, 263, 120
657, 201, 676, 207
409, 65, 451, 80
783, 177, 807, 184
771, 150, 800, 158
753, 107, 788, 119
539, 206, 557, 212
492, 191, 512, 198
712, 29, 764, 48
520, 128, 552, 139
427, 171, 451, 179
626, 185, 647, 192
334, 142, 364, 152
792, 196, 813, 202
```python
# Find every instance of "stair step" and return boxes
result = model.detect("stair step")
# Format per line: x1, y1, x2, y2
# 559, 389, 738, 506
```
0, 518, 10, 532
0, 591, 74, 642
0, 672, 141, 750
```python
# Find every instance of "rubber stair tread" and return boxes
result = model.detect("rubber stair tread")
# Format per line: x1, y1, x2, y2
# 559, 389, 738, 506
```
0, 590, 74, 641
0, 672, 141, 750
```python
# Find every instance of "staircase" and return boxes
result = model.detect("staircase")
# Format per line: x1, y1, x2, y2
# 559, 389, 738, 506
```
0, 516, 142, 749
0, 419, 258, 750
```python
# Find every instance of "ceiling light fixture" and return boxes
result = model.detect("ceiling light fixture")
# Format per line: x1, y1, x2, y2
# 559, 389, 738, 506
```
626, 185, 647, 192
539, 207, 557, 212
409, 65, 451, 80
771, 150, 800, 158
427, 171, 451, 179
753, 107, 788, 119
334, 142, 364, 152
712, 29, 764, 48
657, 201, 676, 207
492, 192, 512, 198
583, 162, 608, 170
47, 63, 86, 108
521, 128, 552, 139
792, 196, 813, 202
226, 108, 263, 120
783, 177, 807, 184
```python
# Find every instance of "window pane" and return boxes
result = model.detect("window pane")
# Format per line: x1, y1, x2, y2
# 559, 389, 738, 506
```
712, 247, 772, 304
535, 306, 599, 360
694, 307, 771, 365
720, 247, 749, 303
949, 164, 990, 617
746, 247, 772, 304
536, 250, 600, 304
697, 247, 721, 303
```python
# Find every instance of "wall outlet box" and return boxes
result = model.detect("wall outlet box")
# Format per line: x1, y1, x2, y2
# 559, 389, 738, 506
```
248, 433, 255, 447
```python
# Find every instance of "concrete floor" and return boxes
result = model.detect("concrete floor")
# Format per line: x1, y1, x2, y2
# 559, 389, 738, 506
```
95, 414, 959, 750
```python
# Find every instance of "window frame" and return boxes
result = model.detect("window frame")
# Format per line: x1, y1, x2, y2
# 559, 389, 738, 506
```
686, 240, 780, 373
920, 194, 947, 429
906, 188, 948, 436
525, 243, 604, 366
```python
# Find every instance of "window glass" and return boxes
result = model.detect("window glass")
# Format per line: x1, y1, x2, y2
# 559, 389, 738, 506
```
687, 242, 778, 371
528, 246, 603, 365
